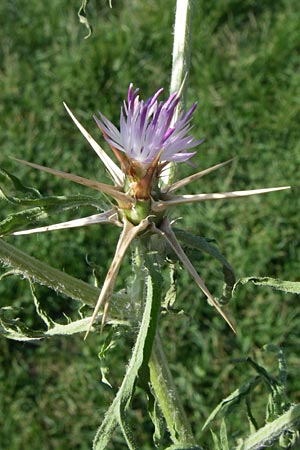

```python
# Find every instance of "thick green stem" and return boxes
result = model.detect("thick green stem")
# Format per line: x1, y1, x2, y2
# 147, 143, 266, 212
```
149, 332, 197, 446
137, 235, 196, 445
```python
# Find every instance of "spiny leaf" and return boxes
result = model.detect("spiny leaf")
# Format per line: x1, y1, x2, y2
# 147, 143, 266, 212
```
0, 306, 103, 341
85, 218, 149, 338
63, 102, 124, 186
0, 239, 127, 315
164, 159, 233, 193
12, 158, 132, 206
233, 276, 300, 295
12, 210, 120, 236
153, 186, 290, 211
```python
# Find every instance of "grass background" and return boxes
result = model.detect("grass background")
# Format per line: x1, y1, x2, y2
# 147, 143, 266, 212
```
0, 0, 299, 448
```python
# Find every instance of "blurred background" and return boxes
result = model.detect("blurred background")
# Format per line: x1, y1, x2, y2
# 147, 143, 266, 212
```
0, 0, 299, 448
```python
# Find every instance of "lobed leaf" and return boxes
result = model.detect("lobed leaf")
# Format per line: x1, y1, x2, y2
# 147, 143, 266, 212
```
0, 239, 128, 317
0, 306, 105, 341
233, 277, 300, 296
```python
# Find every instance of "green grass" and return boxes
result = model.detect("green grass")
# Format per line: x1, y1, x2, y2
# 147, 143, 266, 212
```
1, 0, 300, 448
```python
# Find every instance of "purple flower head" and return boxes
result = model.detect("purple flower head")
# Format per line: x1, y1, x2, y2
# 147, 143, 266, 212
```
94, 84, 203, 169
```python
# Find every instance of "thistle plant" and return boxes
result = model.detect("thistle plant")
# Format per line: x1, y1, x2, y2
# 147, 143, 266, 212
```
2, 81, 293, 448
11, 84, 289, 339
1, 1, 299, 449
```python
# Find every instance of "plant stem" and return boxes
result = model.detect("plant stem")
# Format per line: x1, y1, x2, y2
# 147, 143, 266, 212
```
149, 332, 197, 446
162, 0, 195, 189
170, 0, 194, 104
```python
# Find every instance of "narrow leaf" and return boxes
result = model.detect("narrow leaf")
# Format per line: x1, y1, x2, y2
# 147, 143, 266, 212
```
164, 446, 204, 450
210, 430, 221, 450
220, 419, 230, 450
0, 306, 120, 341
0, 307, 46, 341
233, 276, 300, 295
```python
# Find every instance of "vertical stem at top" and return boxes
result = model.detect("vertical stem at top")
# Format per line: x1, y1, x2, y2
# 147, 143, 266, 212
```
161, 0, 195, 188
170, 0, 195, 109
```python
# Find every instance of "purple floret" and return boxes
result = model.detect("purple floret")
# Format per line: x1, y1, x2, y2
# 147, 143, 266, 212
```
94, 83, 203, 167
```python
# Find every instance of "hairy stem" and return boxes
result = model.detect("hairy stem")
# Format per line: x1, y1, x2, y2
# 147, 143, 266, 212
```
149, 332, 197, 446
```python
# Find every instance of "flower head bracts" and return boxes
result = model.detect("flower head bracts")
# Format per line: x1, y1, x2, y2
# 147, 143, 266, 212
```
12, 84, 290, 336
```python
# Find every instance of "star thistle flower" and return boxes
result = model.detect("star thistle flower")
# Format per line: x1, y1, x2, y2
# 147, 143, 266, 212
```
12, 84, 290, 337
94, 83, 203, 204
95, 83, 202, 166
